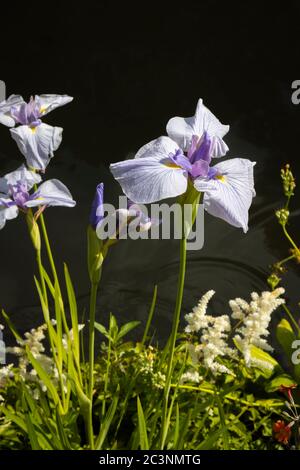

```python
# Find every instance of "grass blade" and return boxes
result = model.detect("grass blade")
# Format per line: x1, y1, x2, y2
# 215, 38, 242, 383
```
137, 396, 149, 450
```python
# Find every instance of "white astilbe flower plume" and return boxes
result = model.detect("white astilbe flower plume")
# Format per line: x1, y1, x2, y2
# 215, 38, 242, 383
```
0, 364, 14, 389
185, 290, 215, 333
180, 370, 202, 384
230, 288, 285, 367
5, 322, 83, 398
184, 291, 235, 376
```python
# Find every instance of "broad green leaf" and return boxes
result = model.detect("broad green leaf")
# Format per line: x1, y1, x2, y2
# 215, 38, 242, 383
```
234, 339, 279, 378
265, 373, 297, 393
1, 408, 27, 433
276, 318, 296, 358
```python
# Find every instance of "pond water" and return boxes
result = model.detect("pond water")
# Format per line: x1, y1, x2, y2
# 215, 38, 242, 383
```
0, 130, 299, 348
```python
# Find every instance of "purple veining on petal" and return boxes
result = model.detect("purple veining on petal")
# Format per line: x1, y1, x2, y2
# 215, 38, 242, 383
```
208, 167, 219, 179
187, 135, 199, 160
168, 149, 192, 173
0, 198, 16, 208
10, 97, 42, 127
189, 131, 212, 164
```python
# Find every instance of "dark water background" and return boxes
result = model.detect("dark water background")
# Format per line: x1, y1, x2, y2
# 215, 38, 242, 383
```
0, 2, 299, 348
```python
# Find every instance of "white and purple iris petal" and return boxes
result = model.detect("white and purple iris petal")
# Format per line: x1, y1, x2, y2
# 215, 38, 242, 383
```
166, 98, 229, 157
0, 94, 73, 171
0, 165, 41, 229
25, 180, 76, 208
110, 133, 255, 232
110, 133, 216, 203
0, 95, 25, 127
194, 158, 256, 233
10, 124, 63, 171
110, 137, 189, 203
0, 165, 76, 230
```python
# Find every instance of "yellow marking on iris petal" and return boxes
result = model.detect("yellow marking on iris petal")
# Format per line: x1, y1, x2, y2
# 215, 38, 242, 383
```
31, 126, 37, 133
40, 106, 47, 114
215, 174, 227, 183
164, 162, 181, 169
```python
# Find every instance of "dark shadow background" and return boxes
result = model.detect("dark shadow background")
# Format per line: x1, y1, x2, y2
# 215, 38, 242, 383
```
0, 1, 299, 345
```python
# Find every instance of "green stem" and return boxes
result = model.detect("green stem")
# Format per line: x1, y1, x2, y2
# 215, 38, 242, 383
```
36, 248, 48, 309
87, 281, 99, 449
282, 224, 300, 255
161, 235, 187, 449
36, 249, 66, 408
39, 213, 58, 281
101, 315, 112, 419
173, 384, 284, 408
86, 403, 95, 450
142, 285, 158, 345
282, 304, 300, 335
88, 282, 98, 400
276, 253, 297, 268
39, 213, 71, 339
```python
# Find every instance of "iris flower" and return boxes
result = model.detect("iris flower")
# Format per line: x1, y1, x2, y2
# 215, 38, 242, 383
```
90, 183, 152, 238
0, 164, 76, 229
110, 99, 255, 232
0, 94, 73, 170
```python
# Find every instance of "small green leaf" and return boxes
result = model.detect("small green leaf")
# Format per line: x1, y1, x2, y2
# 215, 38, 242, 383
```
117, 321, 140, 342
94, 322, 112, 341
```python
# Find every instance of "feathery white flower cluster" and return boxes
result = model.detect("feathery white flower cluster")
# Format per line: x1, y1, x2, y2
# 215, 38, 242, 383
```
185, 290, 215, 333
184, 288, 285, 377
0, 364, 14, 388
136, 346, 166, 389
6, 324, 52, 396
230, 288, 285, 368
5, 322, 78, 399
185, 291, 235, 376
180, 369, 202, 384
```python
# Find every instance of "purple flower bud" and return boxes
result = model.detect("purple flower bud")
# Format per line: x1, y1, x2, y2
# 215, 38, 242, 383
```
90, 183, 104, 229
